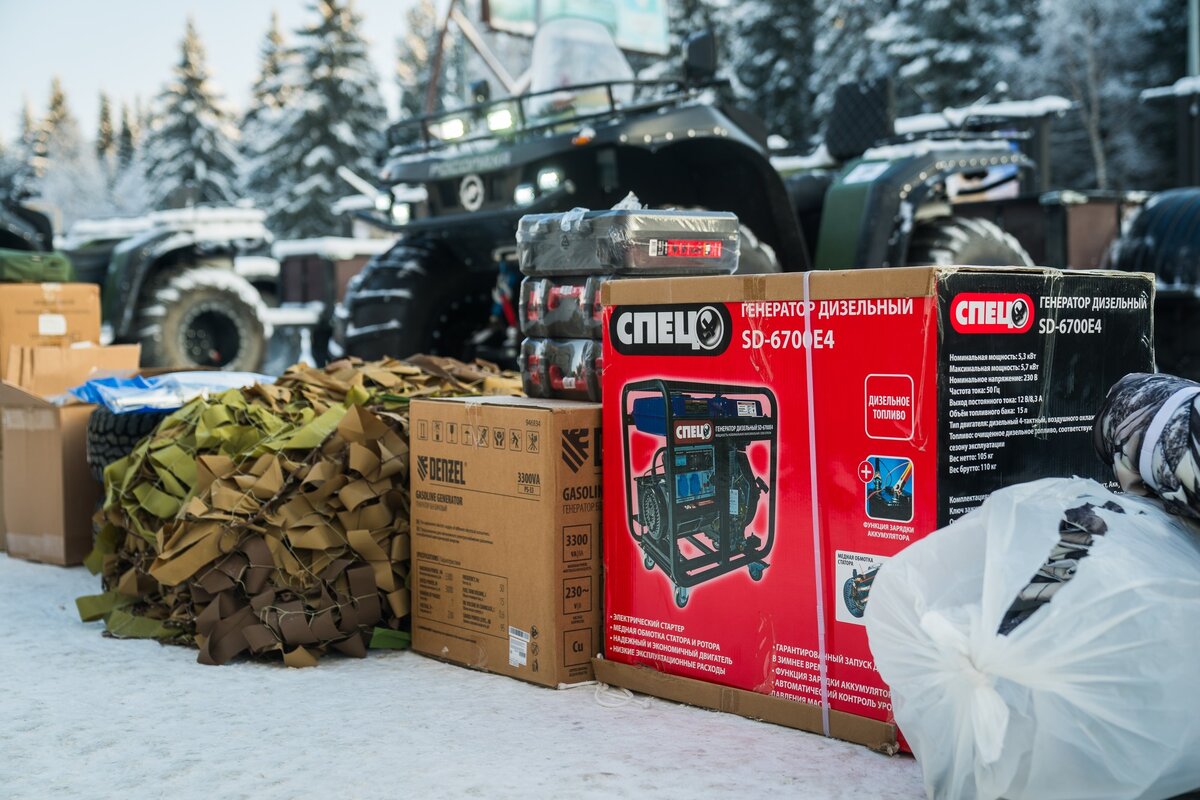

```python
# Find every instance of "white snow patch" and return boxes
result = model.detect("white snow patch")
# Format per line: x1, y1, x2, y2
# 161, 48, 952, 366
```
1142, 76, 1200, 100
895, 96, 1073, 135
772, 143, 837, 173
0, 555, 926, 799
272, 237, 394, 260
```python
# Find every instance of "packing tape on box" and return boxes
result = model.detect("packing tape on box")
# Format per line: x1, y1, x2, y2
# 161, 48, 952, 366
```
3, 408, 57, 432
6, 532, 58, 561
802, 270, 831, 737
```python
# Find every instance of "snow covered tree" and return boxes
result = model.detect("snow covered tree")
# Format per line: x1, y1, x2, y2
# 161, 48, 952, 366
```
810, 0, 893, 120
266, 0, 387, 238
1130, 0, 1189, 189
1033, 0, 1162, 189
140, 18, 241, 208
729, 0, 819, 146
874, 0, 1035, 114
116, 102, 138, 169
96, 92, 116, 171
245, 12, 292, 127
242, 12, 295, 207
395, 0, 439, 135
28, 79, 112, 227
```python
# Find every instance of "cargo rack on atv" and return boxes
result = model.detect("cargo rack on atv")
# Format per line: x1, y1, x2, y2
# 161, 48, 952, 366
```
384, 78, 726, 155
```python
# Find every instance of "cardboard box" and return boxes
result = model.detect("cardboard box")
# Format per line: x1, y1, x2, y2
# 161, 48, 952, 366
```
1, 344, 141, 565
0, 283, 101, 378
410, 396, 602, 688
600, 266, 1154, 745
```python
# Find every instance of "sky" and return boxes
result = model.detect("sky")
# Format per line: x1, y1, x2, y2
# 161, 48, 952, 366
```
0, 0, 424, 142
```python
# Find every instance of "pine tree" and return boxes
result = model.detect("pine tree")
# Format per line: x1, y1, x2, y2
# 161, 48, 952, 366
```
729, 0, 819, 146
117, 102, 137, 169
1034, 0, 1162, 189
809, 0, 893, 120
96, 92, 116, 168
242, 12, 295, 207
245, 11, 292, 127
874, 0, 1034, 114
30, 79, 113, 226
266, 0, 387, 238
10, 98, 40, 188
141, 18, 241, 208
395, 0, 439, 133
1132, 0, 1189, 189
42, 76, 83, 162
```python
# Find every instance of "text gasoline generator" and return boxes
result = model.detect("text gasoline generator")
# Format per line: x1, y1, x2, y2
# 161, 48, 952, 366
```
621, 380, 778, 608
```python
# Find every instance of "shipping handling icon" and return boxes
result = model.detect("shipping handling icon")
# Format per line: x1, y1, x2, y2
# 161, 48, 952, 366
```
621, 379, 778, 609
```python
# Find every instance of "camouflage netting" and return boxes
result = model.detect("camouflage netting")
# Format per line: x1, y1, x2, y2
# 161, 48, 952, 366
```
76, 356, 521, 666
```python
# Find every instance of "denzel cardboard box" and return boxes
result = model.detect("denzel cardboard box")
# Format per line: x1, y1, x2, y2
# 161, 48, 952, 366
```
599, 265, 1154, 748
1, 344, 141, 565
410, 396, 603, 688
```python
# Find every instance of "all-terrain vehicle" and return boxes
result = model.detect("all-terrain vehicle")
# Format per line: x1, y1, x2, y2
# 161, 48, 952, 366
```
334, 18, 1044, 363
0, 196, 275, 372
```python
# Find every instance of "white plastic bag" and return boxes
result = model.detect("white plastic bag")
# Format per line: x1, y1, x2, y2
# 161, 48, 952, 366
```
866, 477, 1200, 800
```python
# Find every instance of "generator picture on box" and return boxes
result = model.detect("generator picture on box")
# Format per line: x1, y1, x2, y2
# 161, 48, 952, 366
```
621, 379, 778, 608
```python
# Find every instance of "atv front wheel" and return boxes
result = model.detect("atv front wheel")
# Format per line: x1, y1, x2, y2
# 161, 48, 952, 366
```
335, 239, 494, 361
136, 265, 270, 371
907, 216, 1033, 267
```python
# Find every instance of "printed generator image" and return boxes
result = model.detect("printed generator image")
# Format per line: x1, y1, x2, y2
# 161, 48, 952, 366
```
621, 380, 778, 608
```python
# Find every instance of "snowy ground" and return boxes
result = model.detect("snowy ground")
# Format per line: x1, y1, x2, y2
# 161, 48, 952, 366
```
0, 554, 926, 800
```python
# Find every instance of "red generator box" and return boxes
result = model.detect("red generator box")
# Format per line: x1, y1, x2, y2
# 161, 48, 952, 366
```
599, 265, 1154, 746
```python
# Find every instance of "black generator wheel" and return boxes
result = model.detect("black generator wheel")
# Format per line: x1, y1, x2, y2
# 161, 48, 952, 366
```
86, 407, 170, 484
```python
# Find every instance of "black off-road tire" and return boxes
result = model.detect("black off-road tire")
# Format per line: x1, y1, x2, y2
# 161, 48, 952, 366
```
86, 407, 171, 484
907, 216, 1034, 267
1109, 189, 1200, 381
334, 240, 494, 361
735, 224, 781, 275
136, 265, 270, 371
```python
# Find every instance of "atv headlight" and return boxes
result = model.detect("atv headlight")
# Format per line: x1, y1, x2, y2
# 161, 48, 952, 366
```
391, 203, 411, 225
434, 117, 467, 140
487, 108, 515, 132
514, 183, 537, 206
536, 168, 562, 191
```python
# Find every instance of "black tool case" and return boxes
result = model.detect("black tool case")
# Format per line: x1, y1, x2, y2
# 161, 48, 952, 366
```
516, 208, 741, 276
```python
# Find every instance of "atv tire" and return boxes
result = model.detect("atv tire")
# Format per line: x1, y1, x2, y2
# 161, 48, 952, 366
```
907, 216, 1034, 267
334, 239, 494, 361
86, 407, 170, 484
136, 265, 270, 371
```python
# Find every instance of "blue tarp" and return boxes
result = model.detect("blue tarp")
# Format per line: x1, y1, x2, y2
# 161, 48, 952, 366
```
69, 371, 275, 413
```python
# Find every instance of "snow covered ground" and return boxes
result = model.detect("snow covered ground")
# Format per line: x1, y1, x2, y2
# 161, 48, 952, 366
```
0, 554, 926, 800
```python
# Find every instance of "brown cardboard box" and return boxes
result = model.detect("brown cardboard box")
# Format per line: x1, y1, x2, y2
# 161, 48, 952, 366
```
0, 283, 100, 550
410, 396, 602, 688
591, 657, 898, 753
1, 344, 141, 565
0, 283, 101, 378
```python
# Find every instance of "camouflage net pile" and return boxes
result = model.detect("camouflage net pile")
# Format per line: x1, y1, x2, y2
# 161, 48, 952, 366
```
77, 356, 521, 666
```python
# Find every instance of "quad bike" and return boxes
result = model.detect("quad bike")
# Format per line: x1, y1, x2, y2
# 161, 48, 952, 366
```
0, 196, 276, 371
333, 17, 1043, 365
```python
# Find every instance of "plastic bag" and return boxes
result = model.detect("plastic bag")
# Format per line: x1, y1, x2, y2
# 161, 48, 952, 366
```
866, 477, 1200, 800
